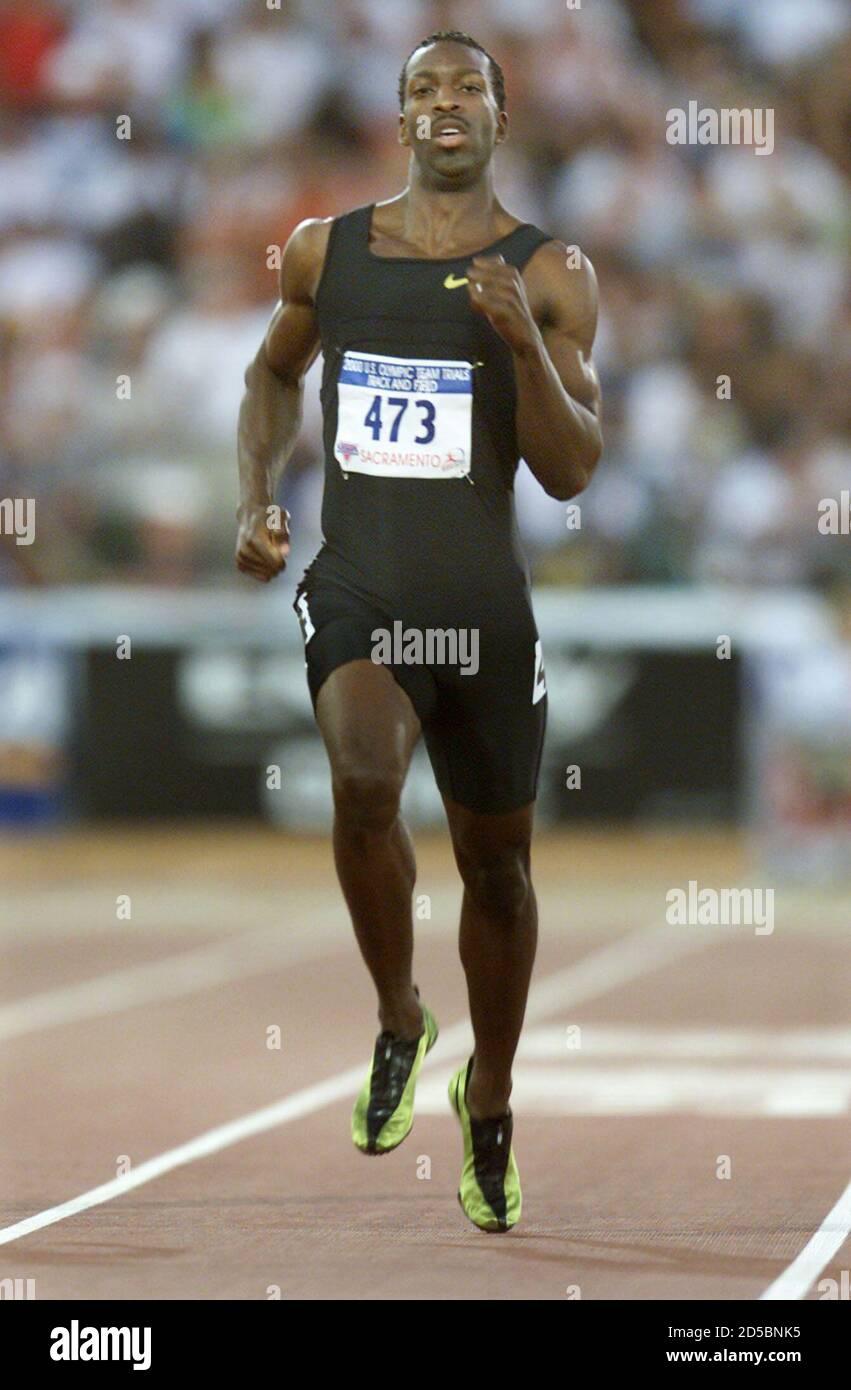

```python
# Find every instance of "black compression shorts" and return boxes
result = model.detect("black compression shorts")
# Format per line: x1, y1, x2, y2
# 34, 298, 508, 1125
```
293, 578, 547, 815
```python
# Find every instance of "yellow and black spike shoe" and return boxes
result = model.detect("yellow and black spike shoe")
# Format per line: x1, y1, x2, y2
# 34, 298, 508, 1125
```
351, 1000, 439, 1155
449, 1057, 521, 1232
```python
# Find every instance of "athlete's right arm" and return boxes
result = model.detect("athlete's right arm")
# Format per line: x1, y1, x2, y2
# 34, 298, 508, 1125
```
235, 217, 331, 582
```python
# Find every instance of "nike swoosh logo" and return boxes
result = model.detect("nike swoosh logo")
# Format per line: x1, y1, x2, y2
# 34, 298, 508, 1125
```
443, 273, 469, 290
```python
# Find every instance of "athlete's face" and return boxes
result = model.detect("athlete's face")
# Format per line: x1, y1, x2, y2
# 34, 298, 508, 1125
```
399, 42, 507, 187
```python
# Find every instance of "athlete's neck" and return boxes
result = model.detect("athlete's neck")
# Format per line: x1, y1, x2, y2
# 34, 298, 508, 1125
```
381, 171, 514, 258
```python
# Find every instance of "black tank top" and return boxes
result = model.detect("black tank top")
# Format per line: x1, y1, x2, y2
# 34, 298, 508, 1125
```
306, 203, 553, 625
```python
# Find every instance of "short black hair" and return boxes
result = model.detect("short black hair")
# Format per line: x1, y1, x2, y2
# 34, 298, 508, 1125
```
398, 31, 506, 111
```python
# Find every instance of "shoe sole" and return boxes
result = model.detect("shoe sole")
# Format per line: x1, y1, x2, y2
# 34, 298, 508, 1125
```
455, 1189, 511, 1233
358, 1132, 411, 1157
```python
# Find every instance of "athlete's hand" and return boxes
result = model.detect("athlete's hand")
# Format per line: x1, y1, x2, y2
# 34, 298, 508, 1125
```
235, 503, 290, 583
466, 254, 542, 356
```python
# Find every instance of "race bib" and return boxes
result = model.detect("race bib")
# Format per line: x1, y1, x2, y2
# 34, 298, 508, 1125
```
334, 350, 472, 479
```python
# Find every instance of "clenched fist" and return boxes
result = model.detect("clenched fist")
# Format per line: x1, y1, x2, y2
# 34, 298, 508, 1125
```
235, 503, 290, 583
466, 254, 541, 355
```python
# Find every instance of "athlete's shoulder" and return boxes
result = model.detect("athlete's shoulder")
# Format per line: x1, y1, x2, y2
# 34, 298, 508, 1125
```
280, 217, 335, 302
522, 236, 599, 336
286, 216, 335, 266
523, 236, 597, 288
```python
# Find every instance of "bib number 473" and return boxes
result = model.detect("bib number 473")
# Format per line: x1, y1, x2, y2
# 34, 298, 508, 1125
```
364, 395, 436, 444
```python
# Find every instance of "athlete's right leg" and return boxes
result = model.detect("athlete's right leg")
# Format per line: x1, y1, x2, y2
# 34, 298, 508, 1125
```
315, 658, 424, 1040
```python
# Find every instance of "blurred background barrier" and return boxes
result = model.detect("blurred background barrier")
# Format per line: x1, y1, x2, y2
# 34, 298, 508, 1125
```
2, 585, 849, 883
0, 0, 848, 872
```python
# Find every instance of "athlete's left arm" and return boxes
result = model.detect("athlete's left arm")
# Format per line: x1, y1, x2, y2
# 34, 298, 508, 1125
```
467, 243, 602, 500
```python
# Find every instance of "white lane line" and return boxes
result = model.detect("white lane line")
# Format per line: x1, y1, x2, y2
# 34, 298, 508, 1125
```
0, 919, 709, 1248
0, 893, 686, 1044
0, 884, 469, 942
760, 1178, 851, 1301
0, 1067, 367, 1247
517, 1025, 851, 1061
417, 919, 715, 1069
416, 1066, 851, 1118
0, 916, 349, 1042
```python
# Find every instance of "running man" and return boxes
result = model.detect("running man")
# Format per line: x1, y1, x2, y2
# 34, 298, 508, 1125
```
236, 31, 602, 1232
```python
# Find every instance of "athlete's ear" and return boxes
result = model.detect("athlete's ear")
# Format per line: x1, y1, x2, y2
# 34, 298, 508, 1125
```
495, 111, 508, 146
398, 112, 410, 147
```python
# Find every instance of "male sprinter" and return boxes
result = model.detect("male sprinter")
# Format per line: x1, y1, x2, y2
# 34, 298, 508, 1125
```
236, 32, 601, 1232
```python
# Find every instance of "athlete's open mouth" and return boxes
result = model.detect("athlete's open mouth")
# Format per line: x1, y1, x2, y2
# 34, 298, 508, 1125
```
433, 123, 467, 148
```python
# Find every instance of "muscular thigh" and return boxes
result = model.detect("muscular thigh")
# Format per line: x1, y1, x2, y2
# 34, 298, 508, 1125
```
316, 659, 422, 784
294, 579, 435, 783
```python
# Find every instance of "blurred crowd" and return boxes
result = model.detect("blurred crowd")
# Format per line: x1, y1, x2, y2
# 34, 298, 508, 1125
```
0, 0, 848, 591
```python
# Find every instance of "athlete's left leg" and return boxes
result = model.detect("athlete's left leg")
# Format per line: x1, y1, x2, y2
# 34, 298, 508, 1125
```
443, 796, 538, 1120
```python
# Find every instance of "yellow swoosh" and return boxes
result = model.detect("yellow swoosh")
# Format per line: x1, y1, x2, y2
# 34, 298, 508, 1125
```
443, 273, 469, 290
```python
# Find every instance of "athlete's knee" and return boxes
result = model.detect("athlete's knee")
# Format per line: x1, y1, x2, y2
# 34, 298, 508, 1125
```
459, 847, 531, 926
332, 763, 404, 834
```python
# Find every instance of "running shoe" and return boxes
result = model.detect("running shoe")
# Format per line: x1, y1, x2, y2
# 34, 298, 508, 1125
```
351, 999, 439, 1155
449, 1056, 521, 1232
